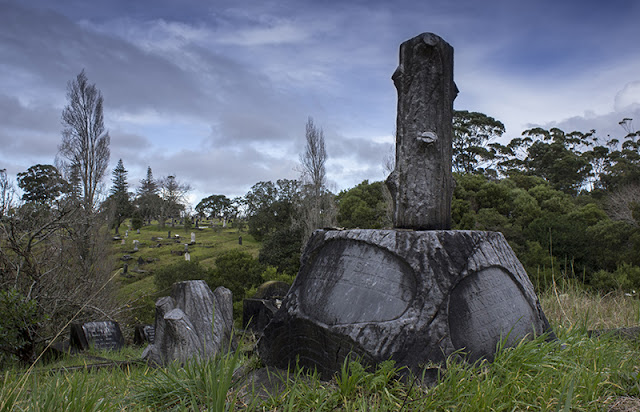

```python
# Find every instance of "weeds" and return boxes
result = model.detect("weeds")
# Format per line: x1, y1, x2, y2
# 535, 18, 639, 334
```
3, 283, 640, 410
131, 348, 242, 411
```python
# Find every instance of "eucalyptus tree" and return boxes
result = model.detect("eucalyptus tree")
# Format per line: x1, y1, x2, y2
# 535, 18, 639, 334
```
452, 110, 505, 174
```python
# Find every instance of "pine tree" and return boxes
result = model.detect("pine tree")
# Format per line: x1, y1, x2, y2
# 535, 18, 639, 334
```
137, 166, 158, 196
107, 159, 132, 234
110, 159, 128, 196
136, 166, 161, 225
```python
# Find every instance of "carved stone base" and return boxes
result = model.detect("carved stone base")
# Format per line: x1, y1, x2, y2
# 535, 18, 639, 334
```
258, 229, 553, 377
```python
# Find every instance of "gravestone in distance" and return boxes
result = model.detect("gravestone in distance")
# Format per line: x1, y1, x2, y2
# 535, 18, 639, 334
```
134, 324, 155, 345
191, 232, 196, 244
242, 281, 290, 334
70, 321, 125, 351
258, 32, 554, 378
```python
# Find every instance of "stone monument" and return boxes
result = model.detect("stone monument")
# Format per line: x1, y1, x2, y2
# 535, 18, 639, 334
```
70, 321, 124, 351
143, 281, 235, 366
386, 32, 457, 230
258, 32, 553, 378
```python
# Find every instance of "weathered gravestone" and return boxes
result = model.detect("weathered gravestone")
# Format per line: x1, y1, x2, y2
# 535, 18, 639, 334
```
258, 32, 553, 378
70, 321, 124, 351
142, 280, 235, 365
243, 281, 291, 334
134, 324, 155, 345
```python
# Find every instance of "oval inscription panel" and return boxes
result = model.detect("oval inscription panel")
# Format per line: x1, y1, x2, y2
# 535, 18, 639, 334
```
300, 240, 415, 325
448, 267, 538, 361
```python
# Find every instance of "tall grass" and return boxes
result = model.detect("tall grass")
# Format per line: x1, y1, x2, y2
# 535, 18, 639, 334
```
540, 281, 640, 330
131, 348, 244, 411
3, 283, 640, 411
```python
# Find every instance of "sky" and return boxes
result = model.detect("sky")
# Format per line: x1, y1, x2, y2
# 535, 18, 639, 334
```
1, 0, 640, 206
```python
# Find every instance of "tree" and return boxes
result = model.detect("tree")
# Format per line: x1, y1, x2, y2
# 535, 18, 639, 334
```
138, 166, 158, 196
196, 195, 232, 221
298, 117, 335, 239
0, 169, 15, 219
58, 69, 110, 211
336, 180, 390, 229
0, 197, 117, 363
105, 159, 132, 234
16, 164, 68, 205
601, 118, 640, 190
300, 117, 327, 199
136, 166, 161, 225
521, 128, 592, 195
245, 180, 300, 241
159, 175, 191, 227
452, 110, 505, 174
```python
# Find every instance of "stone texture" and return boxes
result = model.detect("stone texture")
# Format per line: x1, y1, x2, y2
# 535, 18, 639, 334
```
258, 229, 553, 377
243, 299, 279, 333
143, 280, 234, 365
70, 321, 124, 351
386, 32, 458, 230
242, 281, 289, 334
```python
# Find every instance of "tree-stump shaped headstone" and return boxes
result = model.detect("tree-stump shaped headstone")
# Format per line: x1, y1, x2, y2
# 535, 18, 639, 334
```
386, 32, 458, 230
258, 32, 554, 379
143, 280, 234, 365
258, 230, 552, 376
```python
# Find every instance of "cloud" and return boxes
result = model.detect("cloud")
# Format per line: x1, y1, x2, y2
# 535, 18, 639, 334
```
615, 81, 640, 112
3, 0, 640, 205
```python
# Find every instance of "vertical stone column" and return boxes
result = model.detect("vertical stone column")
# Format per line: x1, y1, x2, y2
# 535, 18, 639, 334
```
386, 32, 458, 229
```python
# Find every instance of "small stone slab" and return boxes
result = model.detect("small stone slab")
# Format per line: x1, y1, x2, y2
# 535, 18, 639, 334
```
70, 321, 124, 351
134, 324, 155, 345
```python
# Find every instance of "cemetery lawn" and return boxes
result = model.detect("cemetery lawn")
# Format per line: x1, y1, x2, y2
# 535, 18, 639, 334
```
112, 221, 260, 325
4, 285, 640, 411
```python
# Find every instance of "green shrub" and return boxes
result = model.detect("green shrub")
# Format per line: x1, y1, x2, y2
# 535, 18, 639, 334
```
153, 260, 213, 295
590, 264, 640, 293
131, 210, 143, 231
0, 289, 43, 365
210, 250, 264, 303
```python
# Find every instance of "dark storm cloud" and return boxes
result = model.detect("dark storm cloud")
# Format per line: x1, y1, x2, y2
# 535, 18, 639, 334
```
2, 0, 640, 201
0, 94, 59, 133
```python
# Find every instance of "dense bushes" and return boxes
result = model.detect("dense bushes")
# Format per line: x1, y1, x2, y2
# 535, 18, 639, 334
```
0, 289, 43, 365
153, 251, 294, 324
451, 173, 640, 292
